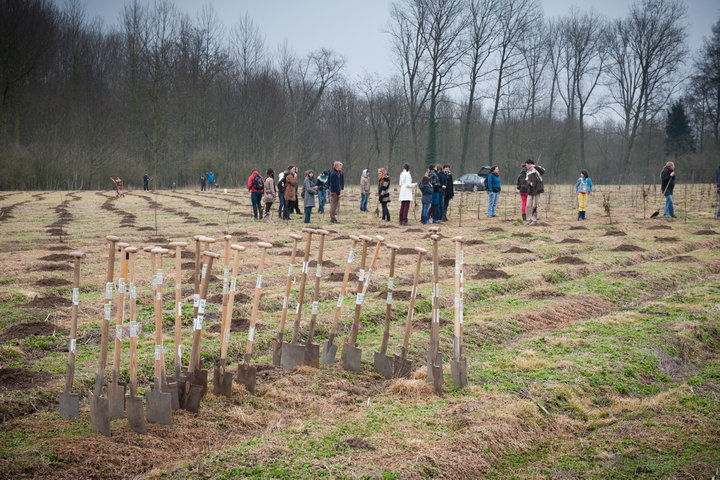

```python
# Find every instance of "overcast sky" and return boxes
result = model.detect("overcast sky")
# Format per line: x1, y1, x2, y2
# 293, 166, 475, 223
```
65, 0, 719, 80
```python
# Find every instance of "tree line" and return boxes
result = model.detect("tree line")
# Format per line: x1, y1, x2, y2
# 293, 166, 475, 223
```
0, 0, 718, 190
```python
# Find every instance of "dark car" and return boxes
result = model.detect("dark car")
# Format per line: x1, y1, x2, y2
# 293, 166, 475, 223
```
453, 166, 492, 191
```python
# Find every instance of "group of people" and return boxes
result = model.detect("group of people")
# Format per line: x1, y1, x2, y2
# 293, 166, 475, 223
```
200, 171, 217, 191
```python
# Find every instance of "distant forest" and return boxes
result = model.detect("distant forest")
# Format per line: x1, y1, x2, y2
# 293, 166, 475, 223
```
0, 0, 718, 190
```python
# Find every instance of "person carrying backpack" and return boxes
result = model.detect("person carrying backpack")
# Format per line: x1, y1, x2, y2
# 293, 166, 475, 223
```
247, 169, 265, 220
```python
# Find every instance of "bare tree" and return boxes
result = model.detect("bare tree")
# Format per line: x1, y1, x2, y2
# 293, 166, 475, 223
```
518, 13, 548, 126
230, 12, 267, 84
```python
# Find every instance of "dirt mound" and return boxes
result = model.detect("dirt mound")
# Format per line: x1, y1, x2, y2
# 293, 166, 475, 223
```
604, 230, 626, 236
38, 253, 74, 262
647, 225, 672, 230
473, 268, 510, 279
559, 238, 582, 244
181, 262, 195, 269
278, 249, 305, 257
336, 437, 375, 451
611, 270, 641, 278
404, 228, 423, 233
2, 321, 68, 340
207, 292, 251, 304
484, 227, 504, 232
654, 236, 679, 243
413, 316, 452, 329
663, 256, 698, 263
612, 244, 647, 252
47, 245, 70, 251
181, 250, 195, 259
309, 259, 338, 268
438, 258, 456, 267
514, 294, 615, 332
327, 271, 354, 282
374, 289, 421, 301
464, 239, 486, 246
0, 368, 54, 391
206, 317, 250, 333
504, 247, 531, 253
45, 228, 68, 236
569, 226, 588, 230
693, 230, 717, 235
549, 256, 586, 265
34, 278, 71, 287
528, 290, 566, 300
137, 226, 154, 231
32, 263, 72, 272
23, 296, 71, 308
397, 247, 420, 255
203, 222, 219, 226
511, 233, 532, 238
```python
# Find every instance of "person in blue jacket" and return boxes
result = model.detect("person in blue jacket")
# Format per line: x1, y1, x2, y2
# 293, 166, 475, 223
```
419, 176, 433, 225
486, 166, 501, 217
574, 170, 593, 220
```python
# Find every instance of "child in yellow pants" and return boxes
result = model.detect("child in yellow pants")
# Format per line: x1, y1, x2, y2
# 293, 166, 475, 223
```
574, 170, 592, 220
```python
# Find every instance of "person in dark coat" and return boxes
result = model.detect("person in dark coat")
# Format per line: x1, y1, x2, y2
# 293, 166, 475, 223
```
525, 160, 545, 225
378, 168, 391, 221
442, 165, 454, 221
200, 173, 207, 191
436, 164, 447, 223
427, 165, 441, 222
516, 161, 529, 221
328, 161, 344, 223
419, 176, 433, 225
486, 166, 501, 217
143, 173, 150, 191
302, 170, 318, 223
715, 164, 720, 220
661, 161, 676, 218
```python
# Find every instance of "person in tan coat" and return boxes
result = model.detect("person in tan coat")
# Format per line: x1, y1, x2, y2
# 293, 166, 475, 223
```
283, 165, 298, 220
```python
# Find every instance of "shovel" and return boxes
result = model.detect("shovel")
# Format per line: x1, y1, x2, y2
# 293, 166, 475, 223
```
650, 180, 672, 218
427, 234, 444, 395
374, 243, 399, 379
146, 247, 173, 425
181, 250, 219, 413
213, 235, 234, 396
304, 229, 329, 367
124, 247, 146, 433
273, 233, 304, 365
393, 247, 425, 378
320, 235, 360, 364
59, 251, 85, 420
168, 240, 188, 401
89, 235, 119, 436
192, 234, 203, 293
214, 243, 246, 397
450, 236, 468, 388
108, 242, 130, 419
281, 228, 314, 370
154, 247, 179, 410
237, 242, 273, 392
342, 235, 385, 372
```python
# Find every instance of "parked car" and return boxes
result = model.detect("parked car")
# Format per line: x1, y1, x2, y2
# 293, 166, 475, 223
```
453, 166, 492, 191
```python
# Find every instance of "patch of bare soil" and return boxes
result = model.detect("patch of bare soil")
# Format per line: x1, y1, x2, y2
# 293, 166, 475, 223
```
413, 316, 452, 330
47, 245, 70, 251
473, 268, 511, 279
336, 437, 376, 451
464, 239, 486, 246
278, 249, 305, 257
604, 230, 627, 236
569, 225, 588, 230
309, 259, 339, 268
2, 321, 68, 340
647, 225, 672, 230
663, 255, 698, 263
326, 271, 354, 282
550, 256, 586, 265
206, 317, 250, 333
511, 233, 532, 238
654, 236, 679, 243
34, 277, 71, 287
45, 228, 68, 236
559, 238, 582, 244
374, 289, 421, 301
693, 230, 717, 235
438, 258, 456, 267
528, 290, 566, 300
203, 222, 219, 226
612, 244, 647, 252
504, 247, 531, 253
484, 227, 504, 232
181, 250, 195, 259
208, 292, 251, 304
137, 226, 154, 231
397, 247, 419, 255
514, 294, 615, 331
32, 263, 72, 272
181, 262, 195, 269
23, 296, 71, 308
0, 368, 54, 392
38, 253, 74, 262
404, 228, 423, 233
611, 270, 641, 278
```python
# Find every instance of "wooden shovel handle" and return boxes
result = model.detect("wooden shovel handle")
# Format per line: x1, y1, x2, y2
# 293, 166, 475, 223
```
113, 246, 130, 378
126, 249, 139, 396
348, 236, 384, 346
278, 235, 303, 335
453, 239, 464, 359
221, 245, 246, 361
290, 230, 314, 344
64, 252, 84, 393
430, 235, 441, 357
329, 237, 359, 335
307, 231, 328, 343
245, 242, 272, 357
96, 236, 118, 389
402, 248, 425, 351
380, 245, 398, 354
188, 252, 218, 373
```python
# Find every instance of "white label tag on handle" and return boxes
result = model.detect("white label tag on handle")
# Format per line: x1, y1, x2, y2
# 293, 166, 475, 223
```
69, 339, 77, 354
295, 303, 301, 314
193, 316, 204, 330
72, 288, 79, 305
105, 282, 113, 300
156, 291, 162, 301
230, 277, 237, 292
198, 299, 206, 314
288, 264, 295, 276
156, 269, 163, 285
312, 301, 319, 315
177, 302, 182, 316
386, 293, 393, 305
336, 295, 345, 308
434, 283, 440, 298
454, 294, 460, 308
178, 344, 183, 358
104, 303, 112, 321
347, 249, 355, 263
193, 294, 200, 307
256, 275, 263, 289
364, 272, 372, 287
223, 266, 230, 282
115, 325, 123, 340
130, 283, 137, 299
118, 278, 126, 294
455, 263, 461, 276
201, 264, 207, 280
358, 269, 365, 282
460, 251, 464, 266
302, 261, 309, 274
224, 329, 230, 344
387, 277, 394, 290
356, 293, 364, 305
154, 345, 161, 361
247, 327, 255, 342
282, 297, 288, 310
316, 265, 322, 277
129, 322, 139, 338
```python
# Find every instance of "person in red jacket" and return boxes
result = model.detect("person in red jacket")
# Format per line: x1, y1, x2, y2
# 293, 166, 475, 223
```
248, 170, 265, 220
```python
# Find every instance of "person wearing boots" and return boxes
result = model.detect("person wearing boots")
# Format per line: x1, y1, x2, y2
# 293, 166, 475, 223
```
525, 160, 545, 225
303, 170, 318, 223
283, 166, 298, 220
442, 165, 454, 221
378, 168, 391, 221
262, 169, 276, 222
486, 166, 501, 217
316, 170, 328, 213
516, 161, 529, 221
661, 161, 676, 218
398, 163, 415, 226
574, 170, 593, 220
248, 169, 265, 220
360, 169, 370, 211
329, 161, 344, 223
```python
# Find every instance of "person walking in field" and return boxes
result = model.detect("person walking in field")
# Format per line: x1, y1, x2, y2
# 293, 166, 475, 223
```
262, 169, 276, 222
574, 170, 593, 220
248, 169, 265, 220
283, 166, 298, 221
378, 168, 391, 221
303, 170, 318, 223
486, 166, 501, 217
715, 163, 720, 220
442, 165, 454, 221
398, 163, 415, 226
360, 169, 370, 212
661, 161, 676, 218
419, 176, 433, 225
525, 160, 545, 225
329, 161, 344, 223
516, 161, 529, 221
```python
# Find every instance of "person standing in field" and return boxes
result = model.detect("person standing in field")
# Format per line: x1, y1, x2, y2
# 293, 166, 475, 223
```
486, 166, 501, 217
715, 163, 720, 220
661, 161, 676, 218
316, 170, 328, 213
378, 168, 391, 221
207, 171, 216, 189
516, 161, 529, 221
200, 173, 207, 191
303, 170, 318, 223
419, 176, 433, 225
525, 160, 545, 225
398, 163, 415, 226
283, 165, 298, 221
427, 165, 441, 222
436, 164, 447, 223
329, 161, 344, 223
442, 165, 454, 221
574, 170, 593, 220
262, 169, 276, 222
248, 169, 264, 220
360, 169, 370, 212
143, 173, 150, 191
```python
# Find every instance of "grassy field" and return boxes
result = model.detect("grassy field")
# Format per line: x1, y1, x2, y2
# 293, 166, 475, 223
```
0, 184, 718, 480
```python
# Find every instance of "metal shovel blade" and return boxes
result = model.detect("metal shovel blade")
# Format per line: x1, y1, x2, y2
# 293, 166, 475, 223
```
451, 358, 468, 388
320, 336, 338, 365
88, 392, 111, 436
126, 395, 146, 434
304, 342, 320, 368
392, 354, 413, 379
236, 364, 257, 394
272, 334, 284, 366
341, 343, 362, 372
181, 382, 205, 413
165, 378, 180, 410
58, 391, 79, 420
373, 351, 395, 379
212, 365, 234, 397
280, 342, 306, 371
107, 380, 126, 419
146, 379, 172, 425
426, 351, 443, 382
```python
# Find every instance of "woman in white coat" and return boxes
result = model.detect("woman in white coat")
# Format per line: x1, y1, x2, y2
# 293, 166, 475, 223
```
398, 163, 416, 225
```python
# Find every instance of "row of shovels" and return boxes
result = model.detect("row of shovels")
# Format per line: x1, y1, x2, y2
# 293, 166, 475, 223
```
59, 226, 467, 436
